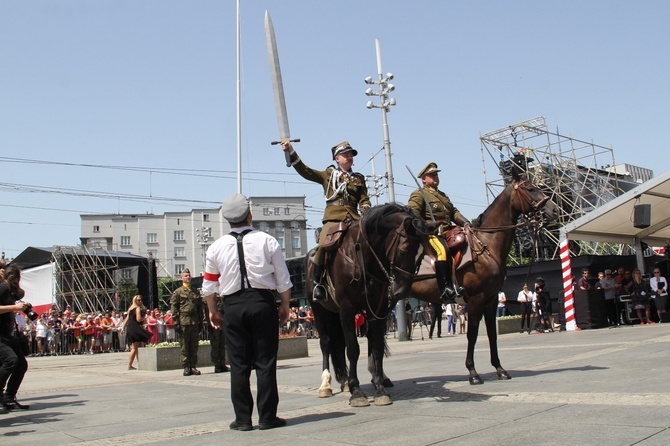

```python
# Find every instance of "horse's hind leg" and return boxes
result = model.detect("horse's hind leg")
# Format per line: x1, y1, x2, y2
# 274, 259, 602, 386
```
466, 310, 483, 385
483, 307, 510, 381
368, 319, 392, 406
368, 338, 393, 388
341, 310, 368, 407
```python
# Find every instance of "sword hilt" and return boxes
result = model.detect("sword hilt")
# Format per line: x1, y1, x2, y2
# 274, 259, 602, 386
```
270, 138, 300, 145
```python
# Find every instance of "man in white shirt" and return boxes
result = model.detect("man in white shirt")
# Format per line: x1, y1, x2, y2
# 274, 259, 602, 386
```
202, 194, 291, 432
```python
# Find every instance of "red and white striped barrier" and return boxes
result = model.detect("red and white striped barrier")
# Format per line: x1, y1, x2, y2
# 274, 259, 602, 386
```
560, 239, 578, 331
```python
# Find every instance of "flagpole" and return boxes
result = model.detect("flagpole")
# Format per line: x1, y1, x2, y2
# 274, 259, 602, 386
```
236, 0, 242, 193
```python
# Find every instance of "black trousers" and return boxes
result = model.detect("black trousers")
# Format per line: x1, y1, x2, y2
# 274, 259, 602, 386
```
520, 302, 533, 330
429, 306, 443, 337
0, 335, 28, 398
223, 288, 279, 424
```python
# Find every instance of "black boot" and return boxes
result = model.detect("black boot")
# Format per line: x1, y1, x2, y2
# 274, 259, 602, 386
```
312, 263, 326, 301
435, 261, 462, 304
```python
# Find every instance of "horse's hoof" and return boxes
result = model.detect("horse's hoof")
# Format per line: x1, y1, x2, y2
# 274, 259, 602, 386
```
469, 375, 484, 385
318, 388, 333, 398
374, 394, 393, 406
382, 378, 394, 388
341, 383, 350, 393
497, 371, 511, 380
349, 396, 371, 407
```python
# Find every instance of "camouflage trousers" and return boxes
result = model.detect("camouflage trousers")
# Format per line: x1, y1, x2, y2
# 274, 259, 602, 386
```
209, 327, 227, 366
180, 325, 200, 368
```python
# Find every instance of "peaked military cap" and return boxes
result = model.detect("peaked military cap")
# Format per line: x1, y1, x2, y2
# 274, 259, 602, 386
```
182, 268, 191, 275
222, 193, 250, 223
331, 141, 358, 160
417, 162, 441, 178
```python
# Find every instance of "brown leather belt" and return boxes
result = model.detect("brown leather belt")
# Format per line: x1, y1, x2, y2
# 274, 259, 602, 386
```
326, 198, 357, 208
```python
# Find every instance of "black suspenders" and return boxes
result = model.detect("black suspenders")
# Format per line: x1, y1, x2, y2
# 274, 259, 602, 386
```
230, 229, 253, 290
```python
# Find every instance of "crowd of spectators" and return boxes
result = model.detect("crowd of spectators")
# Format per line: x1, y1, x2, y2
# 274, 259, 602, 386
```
15, 303, 319, 356
14, 304, 180, 357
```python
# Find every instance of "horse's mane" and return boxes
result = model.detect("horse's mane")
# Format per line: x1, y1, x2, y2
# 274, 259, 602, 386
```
472, 182, 514, 228
362, 203, 414, 235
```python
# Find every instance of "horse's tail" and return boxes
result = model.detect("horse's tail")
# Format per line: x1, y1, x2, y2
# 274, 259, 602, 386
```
327, 311, 349, 386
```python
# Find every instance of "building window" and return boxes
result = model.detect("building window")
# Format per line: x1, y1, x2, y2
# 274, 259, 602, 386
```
275, 221, 284, 231
274, 207, 280, 215
292, 235, 300, 249
203, 214, 210, 222
120, 236, 131, 246
120, 268, 132, 280
258, 221, 269, 233
93, 225, 100, 233
147, 233, 157, 244
284, 207, 290, 215
276, 237, 284, 249
174, 230, 184, 241
175, 264, 185, 275
174, 247, 185, 258
263, 208, 270, 216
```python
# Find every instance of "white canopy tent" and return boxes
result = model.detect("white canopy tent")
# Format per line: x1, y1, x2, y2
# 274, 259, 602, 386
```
561, 169, 670, 271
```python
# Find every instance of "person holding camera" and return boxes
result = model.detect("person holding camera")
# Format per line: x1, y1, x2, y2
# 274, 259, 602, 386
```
0, 265, 33, 411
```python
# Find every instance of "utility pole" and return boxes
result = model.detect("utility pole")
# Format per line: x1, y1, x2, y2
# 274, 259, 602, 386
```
364, 38, 407, 341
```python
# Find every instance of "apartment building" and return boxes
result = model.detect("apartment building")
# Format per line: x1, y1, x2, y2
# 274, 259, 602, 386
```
80, 196, 308, 278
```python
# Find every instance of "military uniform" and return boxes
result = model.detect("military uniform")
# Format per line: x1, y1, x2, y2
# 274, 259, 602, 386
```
407, 162, 469, 303
287, 142, 370, 225
207, 294, 228, 373
286, 141, 370, 300
170, 269, 204, 376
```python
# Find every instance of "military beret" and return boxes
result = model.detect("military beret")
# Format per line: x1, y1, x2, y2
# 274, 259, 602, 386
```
417, 162, 441, 178
331, 141, 358, 160
222, 193, 250, 223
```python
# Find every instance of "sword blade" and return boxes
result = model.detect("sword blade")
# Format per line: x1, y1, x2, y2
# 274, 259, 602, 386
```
265, 10, 291, 166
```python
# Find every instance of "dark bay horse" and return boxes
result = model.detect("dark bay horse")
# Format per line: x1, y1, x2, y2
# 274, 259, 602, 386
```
412, 174, 559, 384
308, 203, 429, 406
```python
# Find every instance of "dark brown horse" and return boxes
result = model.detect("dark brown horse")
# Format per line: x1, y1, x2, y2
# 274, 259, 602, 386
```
308, 203, 429, 406
412, 174, 559, 384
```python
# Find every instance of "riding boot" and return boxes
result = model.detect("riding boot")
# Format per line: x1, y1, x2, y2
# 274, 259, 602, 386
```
435, 260, 462, 305
312, 263, 326, 301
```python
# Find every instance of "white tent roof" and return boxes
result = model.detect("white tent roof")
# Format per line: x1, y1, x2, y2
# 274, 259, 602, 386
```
561, 169, 670, 247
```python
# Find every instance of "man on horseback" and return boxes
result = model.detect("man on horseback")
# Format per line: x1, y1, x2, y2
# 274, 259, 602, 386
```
280, 140, 371, 301
408, 162, 470, 304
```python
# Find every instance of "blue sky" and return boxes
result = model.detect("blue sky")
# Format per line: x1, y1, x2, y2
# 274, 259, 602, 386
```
1, 1, 669, 259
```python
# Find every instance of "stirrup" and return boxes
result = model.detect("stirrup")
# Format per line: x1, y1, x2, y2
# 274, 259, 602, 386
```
312, 283, 327, 301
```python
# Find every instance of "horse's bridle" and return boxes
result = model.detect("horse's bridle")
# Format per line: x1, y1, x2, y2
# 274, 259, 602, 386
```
512, 179, 549, 215
357, 211, 425, 319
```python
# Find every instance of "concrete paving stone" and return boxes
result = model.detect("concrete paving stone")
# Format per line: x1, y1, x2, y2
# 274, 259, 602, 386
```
3, 325, 670, 445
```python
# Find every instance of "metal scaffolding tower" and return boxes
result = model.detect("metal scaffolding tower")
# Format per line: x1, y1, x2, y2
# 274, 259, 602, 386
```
480, 117, 651, 261
53, 246, 131, 313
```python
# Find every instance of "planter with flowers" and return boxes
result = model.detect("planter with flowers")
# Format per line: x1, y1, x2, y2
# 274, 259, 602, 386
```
138, 336, 308, 371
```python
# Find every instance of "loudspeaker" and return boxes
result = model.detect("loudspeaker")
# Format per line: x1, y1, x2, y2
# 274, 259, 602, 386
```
633, 204, 651, 229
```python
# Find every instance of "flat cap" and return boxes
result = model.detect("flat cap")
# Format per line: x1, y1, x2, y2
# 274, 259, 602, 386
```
222, 193, 250, 223
331, 141, 358, 160
417, 162, 441, 178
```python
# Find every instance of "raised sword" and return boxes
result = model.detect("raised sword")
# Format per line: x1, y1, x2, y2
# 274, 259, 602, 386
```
265, 10, 300, 166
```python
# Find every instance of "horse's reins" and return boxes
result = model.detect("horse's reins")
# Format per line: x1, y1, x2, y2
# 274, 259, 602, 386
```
356, 212, 421, 320
469, 178, 550, 283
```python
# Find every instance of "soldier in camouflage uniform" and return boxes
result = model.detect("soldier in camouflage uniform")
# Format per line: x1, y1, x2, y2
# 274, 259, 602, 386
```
170, 268, 204, 376
408, 162, 471, 304
280, 140, 370, 300
206, 294, 228, 373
